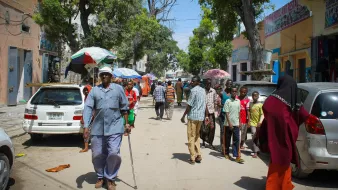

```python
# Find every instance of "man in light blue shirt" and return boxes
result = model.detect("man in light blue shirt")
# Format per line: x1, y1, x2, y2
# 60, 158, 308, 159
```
181, 76, 206, 165
83, 67, 130, 190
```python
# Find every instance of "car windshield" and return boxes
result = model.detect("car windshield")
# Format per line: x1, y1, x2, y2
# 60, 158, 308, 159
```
30, 88, 82, 106
311, 92, 338, 119
238, 84, 276, 97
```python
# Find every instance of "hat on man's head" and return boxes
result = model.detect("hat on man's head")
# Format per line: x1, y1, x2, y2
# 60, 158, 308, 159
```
98, 66, 113, 76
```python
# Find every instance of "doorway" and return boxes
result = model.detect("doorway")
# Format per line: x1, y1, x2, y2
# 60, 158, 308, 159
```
241, 62, 247, 81
298, 59, 306, 83
232, 65, 237, 82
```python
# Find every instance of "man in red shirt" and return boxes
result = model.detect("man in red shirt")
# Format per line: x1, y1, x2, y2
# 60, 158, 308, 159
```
238, 86, 250, 149
125, 81, 137, 129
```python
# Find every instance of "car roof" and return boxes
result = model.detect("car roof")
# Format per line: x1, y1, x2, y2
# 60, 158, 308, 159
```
234, 81, 276, 85
40, 84, 83, 89
298, 83, 338, 92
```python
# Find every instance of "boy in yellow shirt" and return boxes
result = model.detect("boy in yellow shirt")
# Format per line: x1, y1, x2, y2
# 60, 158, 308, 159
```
247, 91, 264, 158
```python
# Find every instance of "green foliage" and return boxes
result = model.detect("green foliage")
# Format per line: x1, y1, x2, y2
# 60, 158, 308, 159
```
180, 6, 232, 75
199, 0, 273, 80
33, 0, 142, 52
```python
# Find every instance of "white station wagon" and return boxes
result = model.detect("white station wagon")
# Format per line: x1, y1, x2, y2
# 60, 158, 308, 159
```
22, 85, 85, 141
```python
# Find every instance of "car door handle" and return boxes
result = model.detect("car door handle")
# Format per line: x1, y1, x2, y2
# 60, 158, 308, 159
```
8, 87, 14, 92
9, 66, 14, 72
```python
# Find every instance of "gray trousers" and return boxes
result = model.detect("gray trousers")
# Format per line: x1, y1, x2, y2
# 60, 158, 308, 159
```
91, 134, 122, 180
250, 126, 260, 153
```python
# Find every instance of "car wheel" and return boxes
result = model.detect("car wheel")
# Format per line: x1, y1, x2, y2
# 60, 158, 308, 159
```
291, 150, 314, 179
0, 153, 10, 190
30, 134, 43, 142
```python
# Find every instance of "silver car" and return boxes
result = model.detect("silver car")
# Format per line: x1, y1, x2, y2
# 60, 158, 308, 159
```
292, 82, 338, 178
234, 81, 277, 102
0, 128, 14, 190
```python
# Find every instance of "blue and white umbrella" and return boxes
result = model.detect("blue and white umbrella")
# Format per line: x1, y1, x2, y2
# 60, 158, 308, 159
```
113, 68, 142, 79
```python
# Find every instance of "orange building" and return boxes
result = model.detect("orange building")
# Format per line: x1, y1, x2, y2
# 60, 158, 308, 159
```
0, 0, 59, 106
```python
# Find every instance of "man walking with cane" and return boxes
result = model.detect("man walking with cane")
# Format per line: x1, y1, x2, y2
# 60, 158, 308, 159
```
83, 66, 131, 190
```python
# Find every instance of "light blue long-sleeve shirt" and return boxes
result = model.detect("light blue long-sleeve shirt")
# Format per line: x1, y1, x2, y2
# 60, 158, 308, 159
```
83, 83, 129, 136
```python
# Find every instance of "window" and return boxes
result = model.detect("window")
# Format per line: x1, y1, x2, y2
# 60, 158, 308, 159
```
22, 23, 30, 33
311, 92, 338, 119
31, 88, 82, 105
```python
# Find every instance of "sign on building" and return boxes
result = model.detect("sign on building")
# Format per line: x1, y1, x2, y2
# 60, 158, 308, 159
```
325, 0, 338, 28
264, 0, 310, 37
40, 32, 57, 52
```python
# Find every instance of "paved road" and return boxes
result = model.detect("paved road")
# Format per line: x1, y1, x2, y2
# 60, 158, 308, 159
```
3, 98, 338, 190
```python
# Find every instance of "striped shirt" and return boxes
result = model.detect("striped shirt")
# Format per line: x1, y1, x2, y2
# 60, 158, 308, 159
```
187, 85, 206, 121
205, 88, 217, 114
166, 85, 175, 102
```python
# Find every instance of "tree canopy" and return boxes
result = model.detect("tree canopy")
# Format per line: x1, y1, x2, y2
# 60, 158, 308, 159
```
199, 0, 273, 80
177, 6, 232, 75
34, 0, 180, 77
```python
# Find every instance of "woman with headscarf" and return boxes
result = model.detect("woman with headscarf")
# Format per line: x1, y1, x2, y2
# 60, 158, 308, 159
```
80, 85, 92, 153
258, 75, 309, 190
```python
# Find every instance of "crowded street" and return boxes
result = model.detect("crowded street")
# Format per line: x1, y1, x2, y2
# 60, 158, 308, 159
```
2, 97, 338, 190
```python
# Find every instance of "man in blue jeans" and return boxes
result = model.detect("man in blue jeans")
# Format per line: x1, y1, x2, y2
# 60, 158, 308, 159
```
223, 86, 244, 164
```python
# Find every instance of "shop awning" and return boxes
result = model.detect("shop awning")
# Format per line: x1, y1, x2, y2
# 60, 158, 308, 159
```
239, 69, 276, 76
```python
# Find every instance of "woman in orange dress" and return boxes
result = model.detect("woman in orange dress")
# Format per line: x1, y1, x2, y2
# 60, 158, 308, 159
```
258, 75, 309, 190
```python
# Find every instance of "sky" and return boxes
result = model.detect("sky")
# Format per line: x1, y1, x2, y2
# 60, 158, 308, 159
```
170, 0, 287, 51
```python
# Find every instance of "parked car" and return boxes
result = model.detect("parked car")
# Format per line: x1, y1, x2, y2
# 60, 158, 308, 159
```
292, 82, 338, 178
0, 128, 14, 190
22, 85, 85, 141
233, 81, 277, 102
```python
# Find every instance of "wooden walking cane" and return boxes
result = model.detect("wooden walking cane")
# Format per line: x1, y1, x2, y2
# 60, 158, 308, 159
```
128, 133, 138, 189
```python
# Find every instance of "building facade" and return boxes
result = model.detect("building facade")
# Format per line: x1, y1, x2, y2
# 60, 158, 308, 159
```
264, 0, 312, 83
300, 0, 338, 82
0, 0, 59, 106
229, 23, 272, 82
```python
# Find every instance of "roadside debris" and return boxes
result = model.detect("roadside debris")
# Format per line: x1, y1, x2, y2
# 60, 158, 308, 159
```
46, 164, 70, 172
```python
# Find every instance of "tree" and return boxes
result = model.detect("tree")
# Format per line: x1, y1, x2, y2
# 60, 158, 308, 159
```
115, 9, 161, 66
147, 0, 177, 21
181, 6, 232, 75
200, 0, 272, 80
33, 0, 142, 53
145, 25, 179, 76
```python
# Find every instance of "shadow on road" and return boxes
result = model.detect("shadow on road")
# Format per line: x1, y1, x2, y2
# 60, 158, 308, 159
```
234, 176, 266, 190
293, 170, 338, 188
172, 153, 191, 164
209, 151, 223, 159
22, 134, 83, 148
76, 172, 97, 188
76, 172, 135, 189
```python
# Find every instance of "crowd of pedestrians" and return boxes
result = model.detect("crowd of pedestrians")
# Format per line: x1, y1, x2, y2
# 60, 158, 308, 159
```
80, 69, 309, 190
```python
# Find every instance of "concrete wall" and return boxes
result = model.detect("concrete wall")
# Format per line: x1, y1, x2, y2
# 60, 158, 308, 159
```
0, 0, 41, 105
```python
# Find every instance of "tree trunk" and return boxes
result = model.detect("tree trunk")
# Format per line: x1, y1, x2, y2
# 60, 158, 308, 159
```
79, 0, 91, 38
220, 60, 228, 71
238, 0, 265, 81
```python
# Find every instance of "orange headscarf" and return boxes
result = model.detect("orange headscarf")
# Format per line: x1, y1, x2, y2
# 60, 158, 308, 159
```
84, 85, 92, 100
